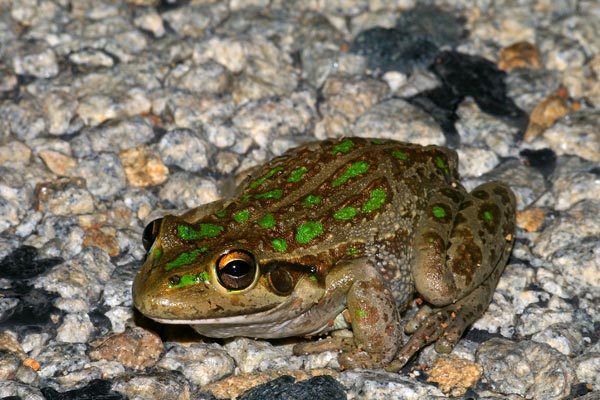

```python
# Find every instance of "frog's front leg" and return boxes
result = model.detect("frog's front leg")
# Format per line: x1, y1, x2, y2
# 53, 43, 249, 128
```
294, 259, 402, 369
390, 182, 516, 371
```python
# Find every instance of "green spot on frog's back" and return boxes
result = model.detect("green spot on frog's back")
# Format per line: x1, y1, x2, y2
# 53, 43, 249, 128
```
271, 238, 288, 252
153, 248, 163, 260
333, 207, 357, 220
287, 167, 308, 183
249, 167, 284, 188
214, 210, 226, 218
295, 221, 323, 244
257, 213, 276, 228
483, 211, 493, 221
362, 188, 386, 212
392, 151, 408, 160
355, 309, 367, 318
301, 194, 321, 207
347, 247, 360, 256
331, 161, 369, 187
331, 139, 355, 154
178, 224, 223, 240
255, 189, 283, 201
234, 209, 250, 223
436, 156, 450, 175
432, 205, 447, 218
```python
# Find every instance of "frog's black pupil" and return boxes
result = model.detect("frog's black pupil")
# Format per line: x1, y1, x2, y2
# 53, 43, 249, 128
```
224, 260, 250, 277
142, 219, 162, 251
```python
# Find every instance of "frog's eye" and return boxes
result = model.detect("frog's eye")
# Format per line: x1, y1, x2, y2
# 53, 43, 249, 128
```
216, 250, 257, 291
142, 219, 163, 251
268, 269, 294, 295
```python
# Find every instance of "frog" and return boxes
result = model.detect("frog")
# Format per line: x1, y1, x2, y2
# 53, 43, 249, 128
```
132, 137, 516, 370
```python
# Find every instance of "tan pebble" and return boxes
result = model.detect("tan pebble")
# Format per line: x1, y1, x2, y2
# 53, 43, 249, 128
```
89, 327, 163, 370
498, 41, 543, 71
516, 208, 545, 232
0, 332, 26, 358
0, 141, 32, 165
38, 149, 77, 176
524, 88, 573, 142
120, 145, 169, 187
426, 356, 482, 397
83, 227, 120, 257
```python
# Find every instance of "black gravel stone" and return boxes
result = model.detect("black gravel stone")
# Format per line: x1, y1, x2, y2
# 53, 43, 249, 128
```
239, 375, 347, 400
0, 285, 61, 327
429, 51, 529, 135
350, 27, 439, 74
406, 86, 462, 148
0, 245, 63, 280
520, 148, 558, 179
41, 379, 126, 400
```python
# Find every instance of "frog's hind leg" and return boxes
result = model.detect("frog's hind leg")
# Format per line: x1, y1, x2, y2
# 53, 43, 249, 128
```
389, 182, 516, 371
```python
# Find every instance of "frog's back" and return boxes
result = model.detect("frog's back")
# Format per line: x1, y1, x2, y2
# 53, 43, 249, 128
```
224, 138, 461, 261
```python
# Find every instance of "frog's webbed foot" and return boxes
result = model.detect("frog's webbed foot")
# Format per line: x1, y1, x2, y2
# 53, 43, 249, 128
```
386, 303, 461, 372
294, 335, 397, 369
293, 335, 355, 357
387, 267, 506, 373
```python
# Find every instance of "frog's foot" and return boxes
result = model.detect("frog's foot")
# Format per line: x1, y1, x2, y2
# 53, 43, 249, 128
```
293, 335, 355, 357
293, 336, 393, 370
386, 303, 461, 372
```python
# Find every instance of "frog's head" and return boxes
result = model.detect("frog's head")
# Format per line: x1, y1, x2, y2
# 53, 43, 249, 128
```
132, 214, 326, 337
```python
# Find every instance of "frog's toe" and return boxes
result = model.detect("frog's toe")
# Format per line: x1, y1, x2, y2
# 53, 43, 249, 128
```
404, 303, 433, 334
293, 336, 355, 356
339, 350, 390, 370
389, 307, 459, 371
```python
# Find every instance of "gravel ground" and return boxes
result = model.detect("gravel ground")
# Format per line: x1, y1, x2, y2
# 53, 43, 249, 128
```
1, 1, 599, 399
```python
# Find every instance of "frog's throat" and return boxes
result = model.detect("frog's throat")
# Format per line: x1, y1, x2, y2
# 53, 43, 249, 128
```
152, 280, 345, 339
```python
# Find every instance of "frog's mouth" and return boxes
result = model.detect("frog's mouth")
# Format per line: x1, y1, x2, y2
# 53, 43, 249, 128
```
151, 279, 346, 339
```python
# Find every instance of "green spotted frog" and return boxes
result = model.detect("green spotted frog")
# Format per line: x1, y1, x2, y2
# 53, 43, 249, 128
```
133, 137, 516, 370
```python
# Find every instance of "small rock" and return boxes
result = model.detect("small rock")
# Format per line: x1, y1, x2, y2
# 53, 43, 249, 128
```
524, 88, 576, 142
203, 369, 339, 400
133, 8, 165, 38
82, 228, 120, 257
38, 149, 77, 176
68, 49, 115, 69
0, 349, 24, 381
0, 331, 26, 358
42, 91, 79, 136
516, 208, 545, 232
476, 338, 576, 399
238, 374, 347, 400
10, 41, 59, 78
498, 41, 543, 71
73, 153, 127, 199
120, 145, 169, 187
156, 343, 235, 386
113, 371, 191, 400
573, 352, 600, 392
157, 128, 210, 173
425, 356, 482, 397
89, 327, 163, 370
56, 313, 94, 344
0, 141, 31, 165
35, 178, 95, 216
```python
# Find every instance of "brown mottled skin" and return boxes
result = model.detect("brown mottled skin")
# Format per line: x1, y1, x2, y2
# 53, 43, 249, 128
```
133, 137, 516, 370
